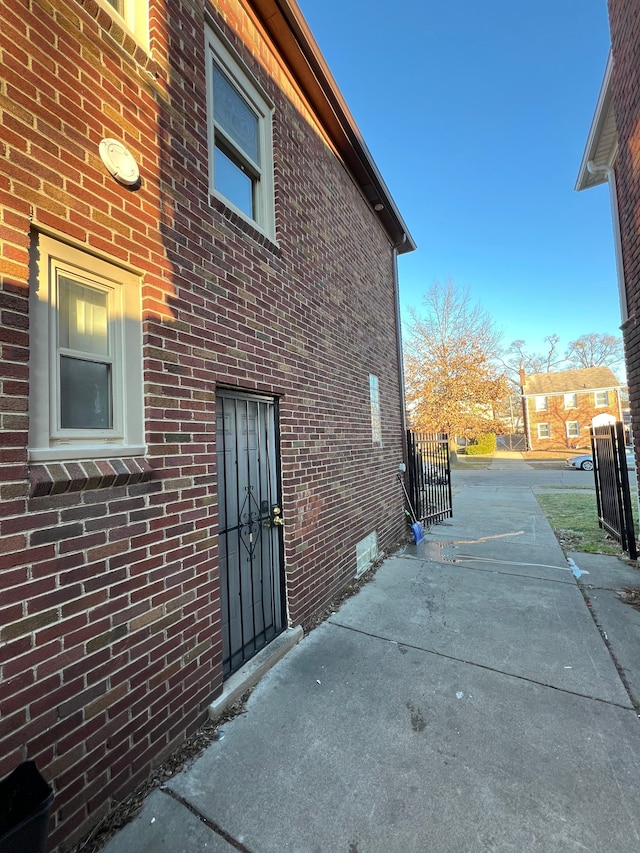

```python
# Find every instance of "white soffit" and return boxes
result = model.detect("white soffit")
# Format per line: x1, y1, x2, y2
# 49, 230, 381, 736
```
575, 51, 618, 191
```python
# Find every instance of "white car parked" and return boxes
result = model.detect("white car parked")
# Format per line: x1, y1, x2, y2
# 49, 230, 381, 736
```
566, 447, 636, 471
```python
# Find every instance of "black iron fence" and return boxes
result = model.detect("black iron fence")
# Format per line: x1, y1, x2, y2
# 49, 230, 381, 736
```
590, 422, 637, 560
406, 430, 453, 526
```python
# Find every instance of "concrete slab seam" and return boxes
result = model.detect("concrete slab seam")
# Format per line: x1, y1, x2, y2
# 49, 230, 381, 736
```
392, 554, 577, 586
446, 562, 577, 585
327, 619, 637, 712
451, 554, 572, 573
576, 579, 640, 714
161, 785, 255, 853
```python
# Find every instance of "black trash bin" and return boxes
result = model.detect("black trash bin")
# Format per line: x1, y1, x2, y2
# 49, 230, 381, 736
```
0, 761, 54, 853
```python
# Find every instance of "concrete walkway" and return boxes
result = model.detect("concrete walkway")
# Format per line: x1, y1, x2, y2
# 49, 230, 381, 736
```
102, 457, 640, 853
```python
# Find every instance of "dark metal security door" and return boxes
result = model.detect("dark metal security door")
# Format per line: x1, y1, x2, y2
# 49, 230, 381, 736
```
406, 430, 453, 526
216, 392, 285, 677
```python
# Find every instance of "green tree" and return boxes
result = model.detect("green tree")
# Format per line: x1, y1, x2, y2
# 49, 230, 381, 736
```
404, 279, 509, 438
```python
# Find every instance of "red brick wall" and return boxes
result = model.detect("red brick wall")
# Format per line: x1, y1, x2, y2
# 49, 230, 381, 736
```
608, 1, 640, 461
525, 391, 621, 450
0, 1, 407, 848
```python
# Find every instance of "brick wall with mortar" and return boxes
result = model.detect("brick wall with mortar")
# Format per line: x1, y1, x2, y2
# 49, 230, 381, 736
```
0, 0, 409, 848
607, 1, 640, 466
524, 391, 622, 450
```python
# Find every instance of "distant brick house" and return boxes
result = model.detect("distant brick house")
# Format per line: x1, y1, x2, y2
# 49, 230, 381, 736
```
0, 1, 415, 848
521, 367, 623, 450
575, 0, 640, 471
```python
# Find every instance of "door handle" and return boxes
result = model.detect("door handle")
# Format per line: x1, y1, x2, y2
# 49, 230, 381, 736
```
272, 506, 284, 526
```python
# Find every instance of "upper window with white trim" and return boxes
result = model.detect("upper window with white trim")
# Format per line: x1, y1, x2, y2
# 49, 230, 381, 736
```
29, 233, 144, 462
205, 26, 276, 240
594, 391, 609, 407
535, 396, 548, 412
564, 393, 577, 409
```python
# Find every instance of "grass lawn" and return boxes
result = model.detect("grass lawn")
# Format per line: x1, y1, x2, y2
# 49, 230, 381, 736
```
451, 456, 492, 469
535, 491, 638, 555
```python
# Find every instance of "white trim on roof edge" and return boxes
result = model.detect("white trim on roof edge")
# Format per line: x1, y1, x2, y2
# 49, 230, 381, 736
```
575, 51, 617, 192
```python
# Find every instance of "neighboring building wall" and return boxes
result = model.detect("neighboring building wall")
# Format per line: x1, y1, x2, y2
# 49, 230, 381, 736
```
524, 391, 621, 450
607, 0, 640, 463
0, 2, 409, 849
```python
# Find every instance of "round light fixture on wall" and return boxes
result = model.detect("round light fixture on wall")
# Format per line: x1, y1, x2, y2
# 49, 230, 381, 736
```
99, 138, 140, 186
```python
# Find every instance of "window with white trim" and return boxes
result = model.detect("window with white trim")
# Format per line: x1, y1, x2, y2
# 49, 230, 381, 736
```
369, 374, 382, 446
535, 396, 548, 411
97, 0, 149, 47
566, 421, 580, 438
564, 393, 577, 409
594, 391, 609, 407
205, 26, 275, 239
537, 423, 550, 439
29, 233, 144, 462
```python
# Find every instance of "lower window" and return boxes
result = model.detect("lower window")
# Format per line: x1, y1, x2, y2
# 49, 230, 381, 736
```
537, 423, 550, 439
566, 421, 580, 438
29, 233, 144, 461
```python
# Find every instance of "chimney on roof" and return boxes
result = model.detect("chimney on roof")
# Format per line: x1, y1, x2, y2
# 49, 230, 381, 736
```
519, 369, 526, 388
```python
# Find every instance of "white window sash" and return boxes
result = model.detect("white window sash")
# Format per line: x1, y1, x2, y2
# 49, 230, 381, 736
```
29, 233, 144, 462
205, 25, 275, 240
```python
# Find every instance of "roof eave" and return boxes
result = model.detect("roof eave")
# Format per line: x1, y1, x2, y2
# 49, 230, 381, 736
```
248, 0, 416, 253
575, 50, 618, 192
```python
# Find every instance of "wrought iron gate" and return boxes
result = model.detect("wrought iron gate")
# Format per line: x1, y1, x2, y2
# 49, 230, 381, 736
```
406, 430, 453, 525
590, 422, 637, 560
216, 392, 285, 677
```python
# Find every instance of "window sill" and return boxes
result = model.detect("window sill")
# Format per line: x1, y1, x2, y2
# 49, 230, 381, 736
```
210, 195, 280, 255
29, 457, 153, 498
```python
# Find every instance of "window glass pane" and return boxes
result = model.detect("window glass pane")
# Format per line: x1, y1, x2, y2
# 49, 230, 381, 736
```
212, 64, 259, 163
59, 276, 109, 356
60, 356, 112, 429
214, 145, 254, 217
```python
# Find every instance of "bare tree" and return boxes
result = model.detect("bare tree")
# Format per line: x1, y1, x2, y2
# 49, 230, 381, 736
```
404, 279, 509, 438
502, 335, 566, 382
565, 333, 624, 371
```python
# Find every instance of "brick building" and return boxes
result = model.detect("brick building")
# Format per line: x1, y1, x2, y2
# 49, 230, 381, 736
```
520, 367, 623, 450
0, 0, 415, 847
575, 0, 639, 469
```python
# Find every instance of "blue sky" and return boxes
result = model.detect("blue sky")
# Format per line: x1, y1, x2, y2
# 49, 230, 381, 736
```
297, 0, 619, 359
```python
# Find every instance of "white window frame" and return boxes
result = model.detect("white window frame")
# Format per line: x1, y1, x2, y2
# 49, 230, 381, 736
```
369, 374, 382, 446
95, 0, 149, 48
205, 25, 276, 241
566, 421, 580, 438
537, 423, 550, 439
29, 233, 144, 462
564, 393, 577, 409
535, 396, 548, 412
594, 391, 609, 407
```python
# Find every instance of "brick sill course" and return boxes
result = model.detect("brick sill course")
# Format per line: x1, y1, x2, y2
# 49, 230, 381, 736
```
29, 457, 154, 498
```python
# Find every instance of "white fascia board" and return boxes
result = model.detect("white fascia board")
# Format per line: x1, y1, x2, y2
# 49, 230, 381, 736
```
575, 50, 617, 191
